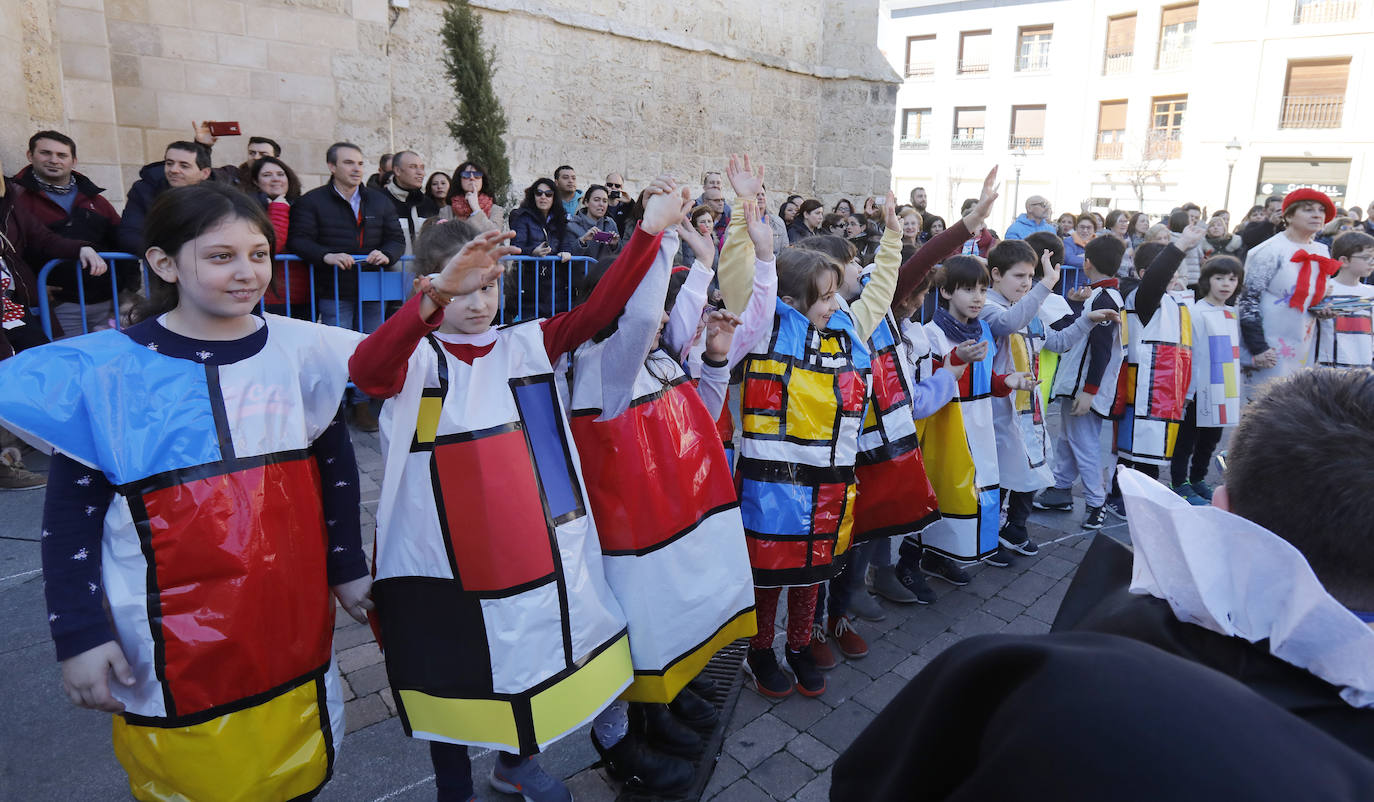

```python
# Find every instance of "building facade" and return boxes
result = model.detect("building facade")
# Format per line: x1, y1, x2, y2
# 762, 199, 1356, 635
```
880, 0, 1374, 228
1, 0, 899, 209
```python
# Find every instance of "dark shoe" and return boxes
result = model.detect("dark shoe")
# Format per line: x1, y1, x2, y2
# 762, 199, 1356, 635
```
895, 562, 937, 604
920, 553, 971, 586
1083, 505, 1106, 530
826, 615, 868, 659
847, 589, 886, 622
488, 754, 571, 801
745, 647, 793, 698
1000, 530, 1040, 556
1173, 484, 1208, 506
668, 686, 718, 730
635, 702, 701, 758
871, 565, 920, 604
982, 545, 1014, 568
0, 463, 46, 490
686, 674, 716, 696
784, 647, 826, 697
350, 401, 379, 433
1033, 486, 1074, 511
1104, 493, 1128, 521
592, 731, 693, 795
1190, 480, 1215, 501
807, 624, 838, 671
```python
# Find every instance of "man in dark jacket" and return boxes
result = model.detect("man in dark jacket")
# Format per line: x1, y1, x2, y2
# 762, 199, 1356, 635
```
287, 141, 404, 431
116, 141, 212, 256
382, 150, 439, 248
13, 130, 128, 336
1239, 193, 1284, 256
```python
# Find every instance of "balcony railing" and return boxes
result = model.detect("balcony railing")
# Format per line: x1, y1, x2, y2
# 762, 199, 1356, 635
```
1279, 95, 1345, 128
951, 135, 985, 150
957, 60, 990, 75
1017, 55, 1050, 72
1009, 135, 1044, 150
1102, 50, 1133, 75
1146, 135, 1182, 159
1293, 0, 1361, 23
1156, 47, 1191, 70
1095, 141, 1124, 160
905, 62, 935, 79
899, 137, 930, 150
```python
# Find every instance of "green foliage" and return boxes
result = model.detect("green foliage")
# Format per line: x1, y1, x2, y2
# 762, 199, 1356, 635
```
440, 0, 512, 202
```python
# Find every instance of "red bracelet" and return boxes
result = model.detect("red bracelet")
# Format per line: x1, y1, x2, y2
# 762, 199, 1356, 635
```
418, 274, 454, 307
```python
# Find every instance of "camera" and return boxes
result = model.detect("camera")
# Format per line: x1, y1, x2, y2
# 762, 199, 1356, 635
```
592, 230, 614, 243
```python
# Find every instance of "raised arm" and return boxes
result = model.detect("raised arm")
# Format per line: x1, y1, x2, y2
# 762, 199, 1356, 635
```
982, 250, 1060, 337
663, 253, 713, 360
719, 154, 766, 315
894, 167, 999, 301
595, 229, 677, 421
848, 192, 902, 341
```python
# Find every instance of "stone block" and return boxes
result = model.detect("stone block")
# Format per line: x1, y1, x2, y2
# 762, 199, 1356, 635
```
336, 640, 383, 673
791, 768, 832, 802
784, 732, 838, 772
750, 751, 815, 801
117, 125, 146, 163
155, 90, 229, 130
106, 21, 162, 57
145, 0, 191, 28
769, 691, 829, 732
352, 0, 388, 24
65, 78, 117, 123
344, 692, 390, 733
949, 610, 1009, 637
251, 70, 280, 101
981, 595, 1027, 623
1000, 614, 1052, 635
564, 768, 618, 801
723, 712, 798, 770
726, 685, 773, 735
268, 41, 332, 76
142, 128, 188, 161
998, 570, 1057, 606
67, 121, 120, 163
703, 753, 747, 800
55, 6, 108, 46
333, 621, 375, 651
336, 79, 388, 121
160, 28, 219, 63
276, 72, 335, 106
1030, 552, 1078, 580
916, 630, 965, 661
135, 56, 185, 92
216, 34, 268, 69
185, 63, 251, 97
808, 703, 874, 753
848, 639, 908, 679
61, 43, 113, 82
110, 53, 140, 87
106, 0, 150, 22
191, 0, 246, 36
84, 163, 129, 204
853, 671, 907, 714
815, 662, 872, 708
711, 778, 773, 802
345, 661, 389, 697
892, 652, 930, 680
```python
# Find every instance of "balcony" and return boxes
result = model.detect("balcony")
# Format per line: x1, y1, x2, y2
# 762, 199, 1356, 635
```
1293, 0, 1361, 23
1008, 135, 1044, 151
951, 135, 985, 150
1017, 55, 1050, 72
1156, 47, 1191, 71
899, 138, 930, 150
1146, 135, 1182, 159
1095, 141, 1123, 160
1279, 95, 1345, 128
1102, 50, 1133, 75
905, 62, 935, 79
957, 60, 990, 75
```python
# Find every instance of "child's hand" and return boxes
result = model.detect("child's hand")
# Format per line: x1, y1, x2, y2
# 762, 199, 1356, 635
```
434, 229, 518, 297
1312, 306, 1339, 320
1253, 348, 1279, 369
61, 641, 135, 713
940, 360, 968, 380
639, 176, 691, 235
953, 339, 988, 363
1067, 286, 1092, 303
1086, 308, 1120, 324
726, 153, 764, 200
743, 198, 774, 261
1039, 250, 1061, 289
332, 575, 375, 625
676, 221, 715, 266
704, 309, 743, 361
1176, 221, 1207, 253
1072, 390, 1095, 416
1004, 372, 1039, 392
962, 167, 1000, 227
882, 191, 900, 233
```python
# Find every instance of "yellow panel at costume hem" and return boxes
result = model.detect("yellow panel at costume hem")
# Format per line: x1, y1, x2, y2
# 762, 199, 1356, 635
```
530, 635, 633, 745
1164, 421, 1179, 456
398, 691, 520, 751
113, 679, 327, 802
743, 413, 780, 435
916, 404, 978, 517
1037, 350, 1058, 408
784, 368, 838, 441
416, 396, 442, 444
619, 609, 757, 703
835, 483, 856, 556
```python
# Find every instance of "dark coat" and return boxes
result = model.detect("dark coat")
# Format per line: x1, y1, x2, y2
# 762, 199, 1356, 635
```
12, 166, 128, 304
1, 180, 88, 353
116, 161, 173, 256
506, 206, 580, 321
286, 183, 406, 299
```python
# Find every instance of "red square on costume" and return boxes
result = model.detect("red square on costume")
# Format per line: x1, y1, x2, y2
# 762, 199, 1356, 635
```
746, 537, 808, 573
871, 352, 907, 412
1147, 344, 1190, 420
812, 482, 848, 535
809, 537, 835, 569
143, 457, 332, 716
1336, 316, 1372, 334
838, 370, 865, 413
434, 431, 556, 592
744, 376, 784, 412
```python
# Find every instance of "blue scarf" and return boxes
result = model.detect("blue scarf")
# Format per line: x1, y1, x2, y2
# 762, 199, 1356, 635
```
933, 305, 983, 346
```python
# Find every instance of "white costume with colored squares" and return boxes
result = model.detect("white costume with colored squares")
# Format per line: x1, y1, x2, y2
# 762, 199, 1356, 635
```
1311, 283, 1374, 369
1188, 299, 1242, 428
1115, 294, 1193, 466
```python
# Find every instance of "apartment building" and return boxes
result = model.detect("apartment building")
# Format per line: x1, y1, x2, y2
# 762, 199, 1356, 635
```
881, 0, 1374, 228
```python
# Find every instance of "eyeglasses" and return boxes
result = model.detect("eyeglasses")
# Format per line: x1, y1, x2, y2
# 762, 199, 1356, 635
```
534, 189, 554, 197
460, 170, 483, 179
606, 182, 622, 189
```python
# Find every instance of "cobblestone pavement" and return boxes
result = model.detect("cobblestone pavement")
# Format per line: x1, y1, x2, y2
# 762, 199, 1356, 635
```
0, 423, 1128, 801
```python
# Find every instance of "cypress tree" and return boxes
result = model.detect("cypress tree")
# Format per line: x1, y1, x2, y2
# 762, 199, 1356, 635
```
440, 0, 512, 202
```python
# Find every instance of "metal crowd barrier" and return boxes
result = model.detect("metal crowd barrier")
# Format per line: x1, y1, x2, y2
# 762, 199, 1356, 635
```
36, 252, 597, 341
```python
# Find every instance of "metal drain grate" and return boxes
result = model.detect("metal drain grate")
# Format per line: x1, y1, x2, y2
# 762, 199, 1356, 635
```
614, 639, 749, 802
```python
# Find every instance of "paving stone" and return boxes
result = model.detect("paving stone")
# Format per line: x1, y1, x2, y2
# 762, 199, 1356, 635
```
704, 753, 747, 800
730, 684, 776, 734
785, 732, 839, 771
770, 691, 830, 732
809, 702, 875, 753
337, 640, 384, 673
1026, 591, 1064, 624
340, 675, 354, 702
878, 625, 923, 653
345, 661, 389, 697
749, 750, 815, 800
897, 607, 953, 646
916, 630, 965, 660
1030, 552, 1078, 580
932, 588, 983, 619
790, 768, 831, 802
565, 767, 618, 801
853, 671, 907, 714
963, 565, 1017, 599
333, 621, 377, 651
815, 662, 872, 707
848, 639, 907, 679
981, 595, 1027, 623
998, 570, 1057, 606
949, 610, 1008, 637
1000, 614, 1053, 635
711, 777, 774, 802
344, 692, 390, 733
892, 652, 930, 680
724, 713, 799, 770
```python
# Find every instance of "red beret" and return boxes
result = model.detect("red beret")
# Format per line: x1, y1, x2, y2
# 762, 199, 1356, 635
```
1281, 188, 1336, 223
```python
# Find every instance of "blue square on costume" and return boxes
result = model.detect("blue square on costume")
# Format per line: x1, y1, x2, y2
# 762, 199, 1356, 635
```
1209, 336, 1231, 383
740, 478, 811, 536
511, 378, 583, 522
977, 488, 1001, 555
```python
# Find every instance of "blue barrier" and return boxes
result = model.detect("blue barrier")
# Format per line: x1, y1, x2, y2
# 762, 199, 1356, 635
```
36, 252, 597, 341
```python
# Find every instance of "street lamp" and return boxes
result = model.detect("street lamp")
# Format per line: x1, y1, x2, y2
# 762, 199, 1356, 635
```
1224, 138, 1242, 210
1012, 146, 1027, 230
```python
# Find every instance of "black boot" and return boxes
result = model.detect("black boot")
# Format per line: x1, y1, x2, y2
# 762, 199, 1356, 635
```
592, 730, 694, 794
634, 701, 702, 757
668, 686, 719, 730
687, 674, 716, 696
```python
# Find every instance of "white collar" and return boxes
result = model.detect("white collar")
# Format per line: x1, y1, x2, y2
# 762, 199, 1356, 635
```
1119, 468, 1374, 707
432, 327, 497, 347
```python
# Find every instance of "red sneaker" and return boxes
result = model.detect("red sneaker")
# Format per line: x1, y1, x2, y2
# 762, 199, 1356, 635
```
807, 624, 838, 670
827, 615, 869, 659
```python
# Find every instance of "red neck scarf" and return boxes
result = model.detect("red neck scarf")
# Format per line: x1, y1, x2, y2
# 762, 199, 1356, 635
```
1288, 249, 1342, 310
450, 193, 494, 219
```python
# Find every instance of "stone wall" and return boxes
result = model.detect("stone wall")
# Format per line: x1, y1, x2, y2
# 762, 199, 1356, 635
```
0, 0, 898, 210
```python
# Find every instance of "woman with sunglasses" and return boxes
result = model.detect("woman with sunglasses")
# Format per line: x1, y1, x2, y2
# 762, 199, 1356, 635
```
444, 160, 505, 231
509, 177, 577, 319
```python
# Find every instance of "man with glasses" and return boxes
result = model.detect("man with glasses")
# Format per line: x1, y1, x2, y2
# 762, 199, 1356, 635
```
605, 172, 632, 233
1006, 195, 1056, 240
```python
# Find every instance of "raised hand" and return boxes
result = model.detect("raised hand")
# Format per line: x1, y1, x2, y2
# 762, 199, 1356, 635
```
434, 229, 518, 297
1176, 220, 1207, 252
954, 338, 988, 363
640, 176, 690, 235
1039, 249, 1061, 289
703, 309, 743, 361
726, 153, 764, 200
1066, 286, 1093, 304
883, 191, 900, 232
676, 221, 715, 266
743, 198, 774, 261
964, 167, 1000, 226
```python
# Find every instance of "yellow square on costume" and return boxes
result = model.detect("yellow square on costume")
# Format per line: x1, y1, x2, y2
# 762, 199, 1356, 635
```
784, 368, 838, 441
819, 337, 842, 356
416, 395, 443, 444
744, 413, 780, 436
1178, 305, 1193, 346
751, 358, 787, 376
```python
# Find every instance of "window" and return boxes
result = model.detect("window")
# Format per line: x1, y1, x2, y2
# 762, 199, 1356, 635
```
1256, 158, 1351, 207
1293, 0, 1360, 24
905, 35, 936, 79
1009, 105, 1046, 150
1016, 26, 1053, 72
1103, 14, 1136, 75
952, 106, 986, 149
1149, 95, 1187, 158
1095, 100, 1127, 159
1156, 3, 1197, 70
1280, 58, 1349, 128
958, 30, 992, 75
901, 108, 932, 149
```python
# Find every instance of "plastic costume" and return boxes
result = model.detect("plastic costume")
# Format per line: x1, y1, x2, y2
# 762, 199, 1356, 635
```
1311, 283, 1374, 368
1187, 299, 1242, 427
1050, 284, 1126, 417
1115, 294, 1193, 465
371, 319, 631, 754
0, 317, 361, 801
738, 299, 870, 587
918, 319, 1000, 561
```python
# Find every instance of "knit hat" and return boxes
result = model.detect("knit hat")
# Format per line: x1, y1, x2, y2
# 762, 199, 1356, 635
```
1281, 188, 1336, 223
